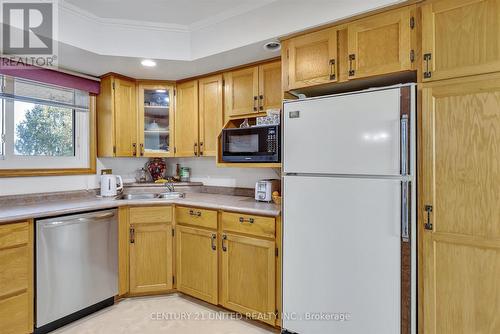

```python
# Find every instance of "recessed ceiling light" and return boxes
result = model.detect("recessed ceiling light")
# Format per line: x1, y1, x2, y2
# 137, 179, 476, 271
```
141, 59, 157, 67
263, 41, 281, 52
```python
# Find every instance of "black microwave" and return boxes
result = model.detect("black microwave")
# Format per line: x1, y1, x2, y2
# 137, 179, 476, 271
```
221, 125, 280, 163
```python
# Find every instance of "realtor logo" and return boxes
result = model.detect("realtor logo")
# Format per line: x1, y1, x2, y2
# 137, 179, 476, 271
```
1, 0, 58, 67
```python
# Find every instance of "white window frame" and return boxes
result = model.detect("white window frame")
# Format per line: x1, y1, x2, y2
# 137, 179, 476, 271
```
0, 75, 94, 174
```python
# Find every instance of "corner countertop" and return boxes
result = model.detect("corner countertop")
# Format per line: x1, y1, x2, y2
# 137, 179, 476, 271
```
0, 192, 281, 224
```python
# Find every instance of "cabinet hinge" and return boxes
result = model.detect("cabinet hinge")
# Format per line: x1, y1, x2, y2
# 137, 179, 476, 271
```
410, 50, 415, 63
275, 248, 279, 257
286, 48, 289, 59
222, 79, 225, 87
173, 276, 175, 284
174, 147, 177, 154
172, 228, 175, 237
173, 89, 176, 96
410, 16, 415, 29
113, 146, 116, 154
112, 82, 115, 90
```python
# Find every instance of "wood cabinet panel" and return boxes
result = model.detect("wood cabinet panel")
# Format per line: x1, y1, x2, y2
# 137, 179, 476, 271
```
258, 61, 282, 111
286, 28, 338, 90
347, 6, 413, 79
0, 221, 33, 334
176, 226, 218, 304
422, 0, 500, 81
175, 206, 217, 230
114, 78, 138, 157
199, 75, 223, 157
129, 206, 172, 224
221, 212, 275, 239
175, 80, 199, 157
129, 207, 173, 295
422, 74, 500, 334
224, 67, 259, 117
221, 233, 276, 325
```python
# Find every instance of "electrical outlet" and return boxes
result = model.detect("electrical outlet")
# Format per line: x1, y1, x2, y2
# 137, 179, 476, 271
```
101, 169, 113, 175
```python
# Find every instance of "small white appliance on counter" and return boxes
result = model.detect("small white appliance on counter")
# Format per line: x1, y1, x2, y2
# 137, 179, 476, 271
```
100, 174, 123, 197
255, 179, 280, 202
282, 84, 416, 334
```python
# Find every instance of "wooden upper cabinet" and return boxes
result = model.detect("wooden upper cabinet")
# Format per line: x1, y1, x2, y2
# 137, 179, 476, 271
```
224, 66, 259, 118
129, 207, 173, 295
258, 61, 282, 111
422, 0, 500, 81
285, 28, 338, 90
198, 75, 223, 157
176, 225, 218, 305
175, 80, 199, 157
97, 75, 138, 157
347, 6, 413, 79
113, 78, 138, 157
137, 82, 175, 157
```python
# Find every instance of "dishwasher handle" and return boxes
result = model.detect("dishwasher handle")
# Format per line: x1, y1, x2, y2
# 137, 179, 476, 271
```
40, 211, 116, 228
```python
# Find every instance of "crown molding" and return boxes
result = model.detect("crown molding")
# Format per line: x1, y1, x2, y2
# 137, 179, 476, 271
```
60, 1, 190, 33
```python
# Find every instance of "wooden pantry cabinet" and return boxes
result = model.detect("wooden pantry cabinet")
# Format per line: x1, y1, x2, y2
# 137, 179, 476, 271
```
0, 221, 33, 334
224, 61, 281, 119
175, 206, 218, 304
421, 74, 500, 334
421, 0, 500, 81
128, 206, 174, 295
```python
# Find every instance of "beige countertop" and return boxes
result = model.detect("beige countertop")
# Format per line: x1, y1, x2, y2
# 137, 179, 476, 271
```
0, 192, 281, 224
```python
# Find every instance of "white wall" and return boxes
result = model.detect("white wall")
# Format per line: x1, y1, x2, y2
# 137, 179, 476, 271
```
0, 157, 277, 196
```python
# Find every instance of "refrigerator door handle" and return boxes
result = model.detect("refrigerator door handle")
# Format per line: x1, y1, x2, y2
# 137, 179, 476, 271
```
400, 114, 409, 176
401, 181, 411, 243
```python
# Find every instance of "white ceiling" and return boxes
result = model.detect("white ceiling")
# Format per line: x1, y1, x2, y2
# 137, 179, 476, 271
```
55, 0, 404, 79
63, 0, 277, 28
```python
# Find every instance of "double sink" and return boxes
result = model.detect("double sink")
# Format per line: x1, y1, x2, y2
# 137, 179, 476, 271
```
117, 192, 185, 200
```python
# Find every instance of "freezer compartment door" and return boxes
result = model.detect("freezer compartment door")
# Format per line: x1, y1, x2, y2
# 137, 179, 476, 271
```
284, 87, 403, 175
282, 176, 401, 334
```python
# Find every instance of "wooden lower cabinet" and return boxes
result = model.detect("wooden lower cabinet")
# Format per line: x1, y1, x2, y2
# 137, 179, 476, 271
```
422, 74, 500, 333
0, 221, 34, 334
176, 225, 218, 304
221, 233, 276, 326
129, 207, 173, 295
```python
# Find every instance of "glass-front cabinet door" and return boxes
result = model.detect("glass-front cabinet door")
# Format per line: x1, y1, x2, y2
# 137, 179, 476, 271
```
138, 83, 174, 157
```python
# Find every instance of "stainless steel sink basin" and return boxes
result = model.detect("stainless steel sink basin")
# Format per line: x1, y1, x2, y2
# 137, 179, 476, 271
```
117, 193, 157, 200
156, 192, 185, 199
117, 192, 185, 200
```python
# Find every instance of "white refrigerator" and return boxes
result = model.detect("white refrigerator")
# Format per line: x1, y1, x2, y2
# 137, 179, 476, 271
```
282, 85, 416, 334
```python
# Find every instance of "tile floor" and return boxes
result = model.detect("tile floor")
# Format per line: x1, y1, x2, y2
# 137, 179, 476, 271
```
52, 294, 278, 334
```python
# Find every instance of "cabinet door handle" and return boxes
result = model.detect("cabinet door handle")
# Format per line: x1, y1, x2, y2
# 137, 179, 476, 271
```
329, 59, 336, 80
239, 217, 254, 224
253, 96, 258, 111
423, 53, 432, 79
424, 205, 433, 231
259, 95, 264, 111
189, 209, 202, 217
194, 142, 198, 156
129, 225, 135, 243
211, 234, 217, 251
132, 143, 137, 156
140, 143, 144, 156
222, 234, 227, 252
348, 54, 356, 77
199, 142, 204, 156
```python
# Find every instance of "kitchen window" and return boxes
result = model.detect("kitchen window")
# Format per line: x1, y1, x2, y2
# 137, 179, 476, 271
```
0, 75, 95, 174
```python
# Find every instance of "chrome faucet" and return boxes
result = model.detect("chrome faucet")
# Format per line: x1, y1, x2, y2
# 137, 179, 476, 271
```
165, 179, 175, 193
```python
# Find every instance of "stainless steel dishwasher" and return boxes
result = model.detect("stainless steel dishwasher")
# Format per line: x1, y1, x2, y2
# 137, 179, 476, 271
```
36, 209, 118, 333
